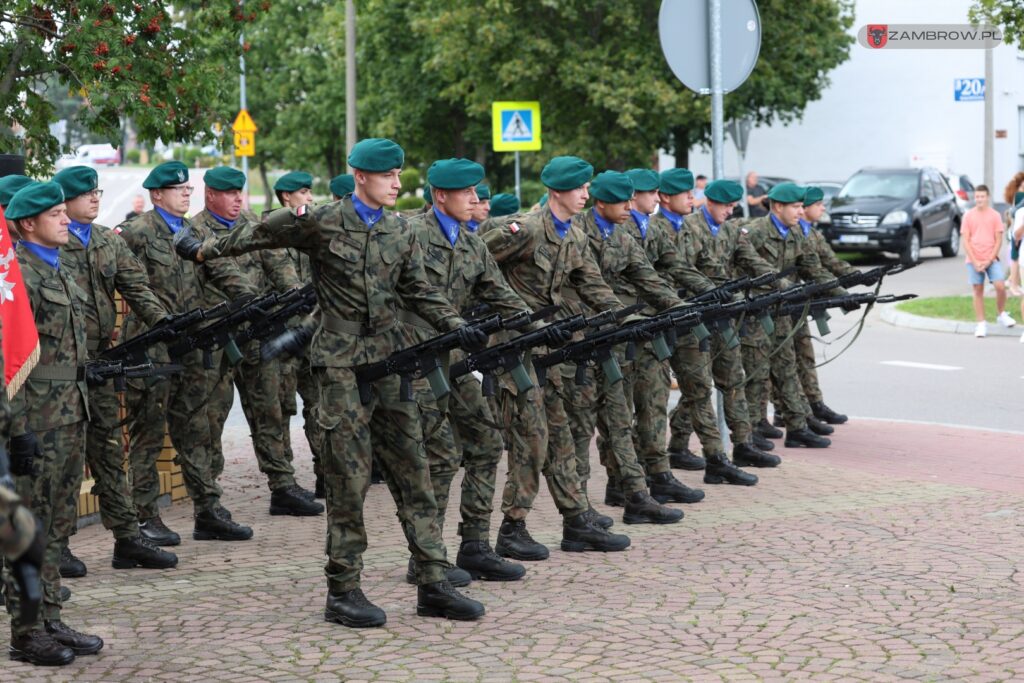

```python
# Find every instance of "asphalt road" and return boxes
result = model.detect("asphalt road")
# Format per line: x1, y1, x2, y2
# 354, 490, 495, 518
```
95, 167, 1021, 433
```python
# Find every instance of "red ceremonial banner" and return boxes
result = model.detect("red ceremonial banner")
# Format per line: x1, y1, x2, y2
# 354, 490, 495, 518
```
0, 205, 40, 399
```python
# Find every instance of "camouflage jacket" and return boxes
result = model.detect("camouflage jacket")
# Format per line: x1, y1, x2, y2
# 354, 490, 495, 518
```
802, 225, 858, 278
678, 211, 777, 294
9, 244, 89, 435
620, 212, 708, 307
61, 223, 167, 355
565, 209, 684, 315
194, 209, 300, 295
199, 197, 464, 368
117, 209, 257, 341
482, 208, 621, 316
744, 216, 835, 289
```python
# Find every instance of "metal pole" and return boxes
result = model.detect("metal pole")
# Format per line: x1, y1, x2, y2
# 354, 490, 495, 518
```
345, 0, 357, 171
708, 0, 729, 450
983, 46, 993, 189
514, 151, 521, 201
238, 8, 248, 208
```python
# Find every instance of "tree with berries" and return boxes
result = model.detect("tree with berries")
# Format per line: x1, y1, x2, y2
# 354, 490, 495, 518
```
1, 2, 266, 174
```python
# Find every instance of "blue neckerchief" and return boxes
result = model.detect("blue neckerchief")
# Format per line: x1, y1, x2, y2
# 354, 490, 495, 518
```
592, 208, 615, 240
433, 206, 461, 246
798, 218, 812, 237
629, 210, 649, 240
155, 206, 184, 235
770, 213, 790, 238
701, 205, 721, 237
69, 219, 92, 247
208, 209, 236, 229
352, 193, 383, 228
659, 206, 684, 232
21, 241, 60, 270
466, 219, 480, 233
550, 209, 572, 240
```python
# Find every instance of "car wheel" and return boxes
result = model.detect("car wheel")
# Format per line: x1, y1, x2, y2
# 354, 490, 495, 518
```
900, 228, 921, 265
940, 224, 960, 258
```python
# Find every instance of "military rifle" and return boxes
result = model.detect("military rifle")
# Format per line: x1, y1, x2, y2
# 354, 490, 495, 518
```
83, 359, 185, 392
101, 302, 231, 365
234, 284, 317, 351
167, 291, 287, 369
779, 292, 916, 335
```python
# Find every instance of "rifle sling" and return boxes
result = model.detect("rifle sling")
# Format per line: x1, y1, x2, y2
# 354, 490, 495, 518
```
396, 309, 435, 331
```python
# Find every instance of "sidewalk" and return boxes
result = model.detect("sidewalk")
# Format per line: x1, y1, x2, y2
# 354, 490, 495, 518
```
7, 418, 1024, 682
881, 302, 1022, 337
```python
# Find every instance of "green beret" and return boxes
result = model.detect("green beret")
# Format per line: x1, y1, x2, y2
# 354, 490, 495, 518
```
5, 181, 65, 221
625, 169, 659, 192
204, 166, 246, 191
659, 168, 695, 195
803, 186, 825, 206
0, 175, 34, 208
538, 192, 548, 207
423, 183, 432, 205
274, 171, 313, 193
330, 174, 355, 197
427, 158, 485, 190
489, 193, 520, 217
475, 184, 491, 200
347, 138, 405, 172
540, 156, 593, 191
143, 161, 189, 190
590, 171, 635, 204
704, 179, 744, 203
767, 182, 806, 204
52, 166, 98, 200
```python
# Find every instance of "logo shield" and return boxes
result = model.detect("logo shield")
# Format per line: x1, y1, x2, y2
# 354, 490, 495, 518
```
867, 24, 888, 48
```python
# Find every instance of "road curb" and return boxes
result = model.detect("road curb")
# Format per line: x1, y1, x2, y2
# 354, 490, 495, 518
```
880, 303, 1020, 337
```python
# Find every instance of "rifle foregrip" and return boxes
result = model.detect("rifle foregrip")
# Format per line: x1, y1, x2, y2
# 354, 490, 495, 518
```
481, 374, 496, 398
574, 363, 589, 386
400, 376, 414, 403
625, 341, 636, 362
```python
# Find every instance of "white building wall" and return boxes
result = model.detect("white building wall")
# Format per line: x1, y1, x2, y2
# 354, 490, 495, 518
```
675, 0, 1024, 191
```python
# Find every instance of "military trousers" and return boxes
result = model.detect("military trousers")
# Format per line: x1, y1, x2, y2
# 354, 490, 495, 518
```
126, 351, 222, 518
82, 380, 139, 539
281, 356, 323, 478
741, 316, 809, 432
498, 365, 588, 521
668, 336, 725, 457
627, 341, 673, 476
448, 377, 504, 542
3, 422, 85, 635
794, 318, 823, 405
315, 367, 447, 592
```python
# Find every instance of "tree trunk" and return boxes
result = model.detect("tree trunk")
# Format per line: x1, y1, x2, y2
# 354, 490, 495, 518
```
673, 126, 690, 169
259, 162, 273, 210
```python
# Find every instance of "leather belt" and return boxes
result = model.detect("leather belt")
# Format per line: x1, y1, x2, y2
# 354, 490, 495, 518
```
29, 365, 85, 382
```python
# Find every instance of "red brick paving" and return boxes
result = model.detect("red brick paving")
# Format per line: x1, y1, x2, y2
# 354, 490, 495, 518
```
3, 418, 1023, 681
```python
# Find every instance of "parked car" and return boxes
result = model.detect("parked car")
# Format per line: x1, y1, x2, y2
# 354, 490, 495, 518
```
945, 173, 975, 211
820, 167, 961, 265
802, 181, 843, 206
54, 143, 121, 169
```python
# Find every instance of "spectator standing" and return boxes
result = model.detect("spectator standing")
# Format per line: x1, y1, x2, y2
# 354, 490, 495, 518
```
1001, 173, 1024, 296
745, 171, 768, 218
693, 174, 708, 209
1012, 202, 1024, 342
962, 185, 1016, 337
125, 194, 145, 221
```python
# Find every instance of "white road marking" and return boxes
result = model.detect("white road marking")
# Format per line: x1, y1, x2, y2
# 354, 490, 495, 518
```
880, 361, 963, 371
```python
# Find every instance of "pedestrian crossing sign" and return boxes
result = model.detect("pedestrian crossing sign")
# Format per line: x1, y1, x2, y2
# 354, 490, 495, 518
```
492, 101, 542, 152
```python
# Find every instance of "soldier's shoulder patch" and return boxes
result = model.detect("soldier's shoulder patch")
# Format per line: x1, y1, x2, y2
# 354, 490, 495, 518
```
112, 225, 123, 234
741, 227, 748, 234
508, 222, 521, 234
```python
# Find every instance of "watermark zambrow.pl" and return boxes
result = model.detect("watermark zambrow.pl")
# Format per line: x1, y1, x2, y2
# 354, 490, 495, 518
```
858, 24, 1003, 49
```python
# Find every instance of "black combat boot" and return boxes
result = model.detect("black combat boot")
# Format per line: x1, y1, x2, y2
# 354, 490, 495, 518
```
806, 415, 835, 436
43, 621, 103, 655
314, 474, 325, 499
269, 485, 325, 516
751, 432, 776, 451
138, 516, 181, 547
9, 631, 75, 666
733, 442, 782, 468
649, 471, 705, 504
583, 506, 614, 529
604, 481, 626, 507
59, 547, 86, 579
456, 541, 526, 581
405, 557, 471, 587
325, 589, 386, 627
622, 491, 684, 525
370, 458, 385, 485
668, 448, 706, 470
773, 414, 785, 428
193, 509, 254, 541
495, 518, 549, 561
292, 484, 317, 502
785, 428, 831, 448
59, 586, 71, 602
112, 536, 179, 569
812, 400, 848, 425
416, 581, 485, 620
214, 504, 233, 521
704, 453, 758, 486
755, 419, 783, 439
561, 512, 631, 552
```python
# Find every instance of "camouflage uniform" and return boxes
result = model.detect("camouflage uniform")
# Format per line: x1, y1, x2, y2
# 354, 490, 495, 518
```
196, 209, 302, 492
198, 198, 464, 591
390, 210, 531, 543
481, 209, 621, 520
61, 224, 167, 540
118, 210, 256, 519
3, 245, 88, 635
741, 216, 836, 431
561, 210, 685, 494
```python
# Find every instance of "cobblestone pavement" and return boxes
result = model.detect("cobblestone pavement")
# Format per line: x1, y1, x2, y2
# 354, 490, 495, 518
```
4, 418, 1023, 682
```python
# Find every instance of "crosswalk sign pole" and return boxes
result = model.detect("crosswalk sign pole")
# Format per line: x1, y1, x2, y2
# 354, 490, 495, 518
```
514, 151, 521, 201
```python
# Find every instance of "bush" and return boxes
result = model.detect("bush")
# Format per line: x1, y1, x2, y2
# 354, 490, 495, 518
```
519, 180, 545, 207
125, 149, 141, 164
395, 195, 425, 212
400, 167, 422, 195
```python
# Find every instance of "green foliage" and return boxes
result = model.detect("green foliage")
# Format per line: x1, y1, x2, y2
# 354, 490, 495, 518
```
395, 195, 425, 211
896, 295, 1023, 322
0, 1, 268, 175
970, 0, 1024, 47
125, 148, 140, 164
519, 180, 545, 207
399, 168, 422, 195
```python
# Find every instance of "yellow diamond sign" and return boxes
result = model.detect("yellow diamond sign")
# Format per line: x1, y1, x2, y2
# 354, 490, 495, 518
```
233, 110, 257, 157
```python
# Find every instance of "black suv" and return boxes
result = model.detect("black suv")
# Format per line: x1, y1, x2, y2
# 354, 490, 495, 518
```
821, 167, 962, 265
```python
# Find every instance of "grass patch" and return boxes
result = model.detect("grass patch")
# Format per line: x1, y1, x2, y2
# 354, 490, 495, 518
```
896, 295, 1022, 322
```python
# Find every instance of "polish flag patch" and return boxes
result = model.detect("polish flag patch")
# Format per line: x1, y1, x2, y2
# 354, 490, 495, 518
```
509, 222, 520, 234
